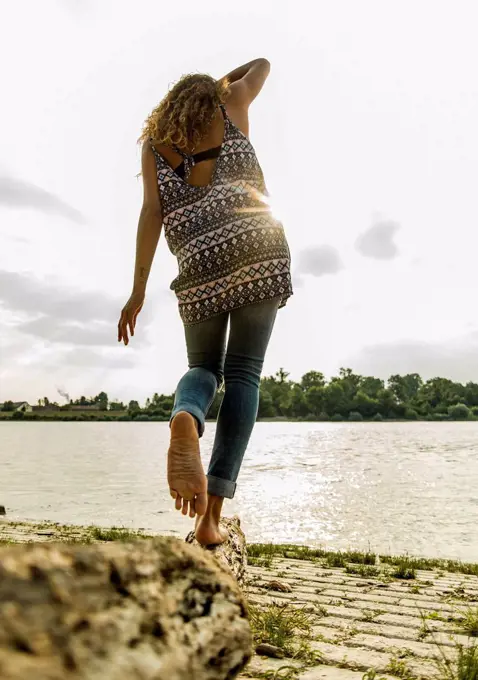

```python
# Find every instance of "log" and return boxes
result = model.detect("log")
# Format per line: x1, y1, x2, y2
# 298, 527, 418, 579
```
0, 536, 252, 680
185, 516, 248, 587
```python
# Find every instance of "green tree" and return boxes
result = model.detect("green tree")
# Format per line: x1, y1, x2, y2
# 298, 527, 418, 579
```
2, 400, 14, 412
360, 377, 384, 399
323, 382, 347, 416
388, 373, 423, 404
127, 400, 141, 416
448, 403, 471, 420
258, 389, 276, 418
109, 401, 125, 411
465, 382, 478, 407
377, 388, 399, 417
352, 390, 379, 419
289, 384, 309, 418
300, 371, 325, 391
276, 368, 290, 384
305, 386, 325, 417
94, 391, 109, 411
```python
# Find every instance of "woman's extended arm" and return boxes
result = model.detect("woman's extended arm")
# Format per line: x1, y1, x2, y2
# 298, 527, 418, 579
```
220, 58, 271, 105
118, 142, 162, 346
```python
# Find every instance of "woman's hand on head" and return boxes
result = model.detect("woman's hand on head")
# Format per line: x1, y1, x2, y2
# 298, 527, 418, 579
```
118, 291, 145, 346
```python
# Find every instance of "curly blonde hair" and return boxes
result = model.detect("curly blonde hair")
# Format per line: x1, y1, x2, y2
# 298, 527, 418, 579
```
139, 73, 230, 151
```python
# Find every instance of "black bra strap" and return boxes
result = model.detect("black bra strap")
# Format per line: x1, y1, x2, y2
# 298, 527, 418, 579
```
174, 145, 222, 179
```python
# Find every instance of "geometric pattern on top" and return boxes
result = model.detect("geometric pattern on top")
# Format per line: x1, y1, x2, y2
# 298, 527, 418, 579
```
150, 105, 293, 325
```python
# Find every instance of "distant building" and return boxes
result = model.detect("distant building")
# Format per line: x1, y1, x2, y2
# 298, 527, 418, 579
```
0, 402, 32, 413
70, 404, 102, 411
32, 404, 61, 412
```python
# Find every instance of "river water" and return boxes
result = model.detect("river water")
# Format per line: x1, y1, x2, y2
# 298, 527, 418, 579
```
1, 421, 477, 561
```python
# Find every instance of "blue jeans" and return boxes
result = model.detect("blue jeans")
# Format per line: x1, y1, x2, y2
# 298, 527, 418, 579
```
171, 298, 280, 499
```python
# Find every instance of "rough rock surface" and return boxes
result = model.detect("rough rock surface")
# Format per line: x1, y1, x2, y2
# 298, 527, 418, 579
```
185, 516, 248, 586
0, 536, 252, 680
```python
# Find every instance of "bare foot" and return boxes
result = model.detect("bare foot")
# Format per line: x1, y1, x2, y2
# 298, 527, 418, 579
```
194, 495, 228, 546
168, 412, 207, 518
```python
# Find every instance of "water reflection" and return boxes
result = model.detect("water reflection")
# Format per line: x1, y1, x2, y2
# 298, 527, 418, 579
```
1, 422, 477, 560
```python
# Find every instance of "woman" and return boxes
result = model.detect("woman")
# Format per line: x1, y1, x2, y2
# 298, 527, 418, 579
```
118, 58, 292, 546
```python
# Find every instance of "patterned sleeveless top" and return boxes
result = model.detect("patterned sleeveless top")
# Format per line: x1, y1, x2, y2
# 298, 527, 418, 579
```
150, 105, 293, 325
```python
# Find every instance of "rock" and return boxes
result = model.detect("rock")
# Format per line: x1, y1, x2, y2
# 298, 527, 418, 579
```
255, 643, 285, 659
263, 580, 292, 593
0, 506, 5, 516
0, 536, 252, 680
185, 516, 248, 586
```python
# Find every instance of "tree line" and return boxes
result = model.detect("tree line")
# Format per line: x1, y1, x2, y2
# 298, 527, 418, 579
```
3, 368, 478, 421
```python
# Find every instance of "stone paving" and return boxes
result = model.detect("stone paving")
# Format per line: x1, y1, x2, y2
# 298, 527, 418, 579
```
2, 520, 477, 680
240, 555, 478, 680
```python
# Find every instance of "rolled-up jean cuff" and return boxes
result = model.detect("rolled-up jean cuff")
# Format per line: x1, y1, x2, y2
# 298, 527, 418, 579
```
170, 405, 205, 437
207, 474, 237, 499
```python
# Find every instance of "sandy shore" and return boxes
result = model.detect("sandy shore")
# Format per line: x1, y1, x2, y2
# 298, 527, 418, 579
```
2, 519, 478, 680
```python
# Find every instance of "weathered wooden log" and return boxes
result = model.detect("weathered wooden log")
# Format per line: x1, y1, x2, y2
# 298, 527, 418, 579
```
185, 516, 248, 587
0, 536, 252, 680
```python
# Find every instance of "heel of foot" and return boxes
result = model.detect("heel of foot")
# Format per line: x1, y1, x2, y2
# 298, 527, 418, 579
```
171, 411, 198, 437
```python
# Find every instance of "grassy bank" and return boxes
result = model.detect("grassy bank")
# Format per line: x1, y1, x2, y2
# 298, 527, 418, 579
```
1, 411, 478, 422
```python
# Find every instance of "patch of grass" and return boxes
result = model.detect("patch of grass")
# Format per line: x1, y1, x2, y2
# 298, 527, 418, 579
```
313, 603, 329, 617
248, 601, 313, 657
346, 564, 380, 578
362, 670, 387, 680
435, 641, 478, 680
380, 554, 478, 578
459, 607, 478, 637
391, 558, 417, 580
385, 656, 415, 679
90, 526, 147, 542
64, 535, 94, 544
0, 538, 16, 546
325, 553, 347, 568
417, 622, 430, 640
247, 543, 377, 568
348, 551, 377, 565
248, 556, 273, 568
409, 585, 421, 594
424, 610, 460, 624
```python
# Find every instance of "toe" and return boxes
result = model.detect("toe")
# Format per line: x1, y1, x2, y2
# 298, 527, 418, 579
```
175, 494, 182, 511
181, 499, 189, 516
170, 489, 178, 500
195, 491, 208, 516
189, 499, 196, 518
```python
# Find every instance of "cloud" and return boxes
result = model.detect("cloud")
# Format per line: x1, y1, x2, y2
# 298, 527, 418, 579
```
17, 317, 128, 347
355, 220, 401, 260
0, 269, 152, 349
296, 245, 343, 278
0, 270, 118, 323
59, 348, 137, 370
346, 332, 478, 383
0, 176, 85, 224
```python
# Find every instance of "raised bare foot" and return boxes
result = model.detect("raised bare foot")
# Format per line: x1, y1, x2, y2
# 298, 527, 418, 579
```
168, 412, 207, 518
195, 516, 228, 547
194, 495, 228, 546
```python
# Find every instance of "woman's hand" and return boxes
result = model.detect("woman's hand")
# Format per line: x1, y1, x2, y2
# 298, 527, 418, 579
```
118, 291, 145, 346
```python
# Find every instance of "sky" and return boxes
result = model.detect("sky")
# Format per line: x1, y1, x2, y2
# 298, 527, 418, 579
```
1, 0, 478, 405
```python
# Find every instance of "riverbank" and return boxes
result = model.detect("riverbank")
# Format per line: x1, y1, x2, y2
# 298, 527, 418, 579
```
2, 519, 478, 679
1, 411, 478, 422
